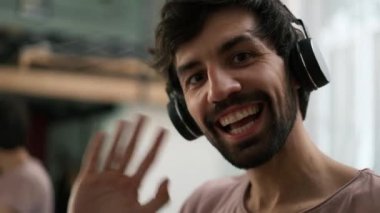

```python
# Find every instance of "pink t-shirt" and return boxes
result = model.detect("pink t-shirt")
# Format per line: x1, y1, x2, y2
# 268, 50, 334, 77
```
0, 158, 54, 213
181, 169, 380, 213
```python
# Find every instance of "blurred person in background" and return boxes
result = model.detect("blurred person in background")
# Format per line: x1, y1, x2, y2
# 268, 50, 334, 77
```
68, 0, 380, 212
0, 96, 54, 213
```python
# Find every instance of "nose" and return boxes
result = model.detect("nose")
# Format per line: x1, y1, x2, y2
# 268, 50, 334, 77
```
207, 66, 242, 103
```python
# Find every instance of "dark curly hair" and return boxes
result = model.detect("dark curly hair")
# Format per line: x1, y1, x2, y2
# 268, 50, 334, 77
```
153, 0, 310, 118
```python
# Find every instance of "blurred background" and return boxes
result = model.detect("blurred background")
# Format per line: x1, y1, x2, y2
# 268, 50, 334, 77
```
0, 0, 379, 212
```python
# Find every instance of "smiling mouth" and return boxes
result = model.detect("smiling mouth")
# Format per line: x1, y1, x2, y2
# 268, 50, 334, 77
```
217, 103, 264, 135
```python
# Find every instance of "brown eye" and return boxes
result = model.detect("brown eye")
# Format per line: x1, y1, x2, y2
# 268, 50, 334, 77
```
187, 72, 205, 86
232, 52, 252, 64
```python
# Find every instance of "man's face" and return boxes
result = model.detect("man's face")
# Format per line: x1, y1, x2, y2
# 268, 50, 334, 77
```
174, 7, 298, 169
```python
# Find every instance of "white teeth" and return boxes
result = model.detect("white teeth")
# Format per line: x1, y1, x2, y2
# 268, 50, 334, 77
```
219, 105, 260, 127
230, 120, 255, 134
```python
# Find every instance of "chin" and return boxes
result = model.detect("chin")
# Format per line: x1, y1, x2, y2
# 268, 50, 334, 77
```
227, 149, 278, 169
207, 126, 289, 170
225, 142, 281, 169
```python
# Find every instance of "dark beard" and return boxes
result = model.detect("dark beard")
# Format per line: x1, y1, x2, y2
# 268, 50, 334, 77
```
203, 83, 298, 169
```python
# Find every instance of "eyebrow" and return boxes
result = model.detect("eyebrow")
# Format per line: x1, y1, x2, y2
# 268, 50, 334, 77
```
177, 61, 201, 76
217, 34, 255, 55
176, 32, 256, 75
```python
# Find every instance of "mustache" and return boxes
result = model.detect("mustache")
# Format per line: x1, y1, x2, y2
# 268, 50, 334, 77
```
205, 91, 270, 124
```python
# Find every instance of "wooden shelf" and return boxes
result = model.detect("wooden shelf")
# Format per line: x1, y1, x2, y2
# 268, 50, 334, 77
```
0, 66, 167, 105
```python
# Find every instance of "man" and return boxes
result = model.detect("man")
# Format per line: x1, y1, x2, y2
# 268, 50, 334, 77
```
0, 97, 54, 213
68, 0, 380, 212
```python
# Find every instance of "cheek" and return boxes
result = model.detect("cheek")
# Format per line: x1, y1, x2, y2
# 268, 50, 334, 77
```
248, 61, 288, 113
266, 67, 292, 114
185, 94, 207, 130
246, 65, 283, 97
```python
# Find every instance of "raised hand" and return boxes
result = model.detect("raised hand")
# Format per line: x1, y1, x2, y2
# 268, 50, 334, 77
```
68, 116, 169, 213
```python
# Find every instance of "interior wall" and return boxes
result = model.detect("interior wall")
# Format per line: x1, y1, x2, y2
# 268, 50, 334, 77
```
0, 0, 164, 44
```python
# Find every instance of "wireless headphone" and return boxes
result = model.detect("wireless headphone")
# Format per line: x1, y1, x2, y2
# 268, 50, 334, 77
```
166, 83, 202, 140
288, 19, 329, 91
166, 4, 330, 141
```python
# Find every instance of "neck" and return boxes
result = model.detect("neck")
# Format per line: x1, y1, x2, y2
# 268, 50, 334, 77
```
0, 147, 29, 174
244, 114, 357, 212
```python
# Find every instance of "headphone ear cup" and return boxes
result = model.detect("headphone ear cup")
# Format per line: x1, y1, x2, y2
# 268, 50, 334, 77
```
290, 38, 329, 91
167, 94, 202, 141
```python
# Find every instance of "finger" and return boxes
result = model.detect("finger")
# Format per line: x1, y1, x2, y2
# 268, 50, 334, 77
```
134, 128, 167, 185
118, 115, 146, 173
81, 132, 105, 175
143, 178, 170, 212
104, 120, 128, 171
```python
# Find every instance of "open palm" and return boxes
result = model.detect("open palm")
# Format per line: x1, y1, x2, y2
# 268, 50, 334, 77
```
68, 116, 169, 213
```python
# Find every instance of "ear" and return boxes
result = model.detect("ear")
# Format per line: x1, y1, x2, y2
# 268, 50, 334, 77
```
290, 74, 302, 90
293, 87, 303, 118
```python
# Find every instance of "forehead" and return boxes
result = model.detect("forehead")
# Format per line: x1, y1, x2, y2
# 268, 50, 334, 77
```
175, 7, 259, 66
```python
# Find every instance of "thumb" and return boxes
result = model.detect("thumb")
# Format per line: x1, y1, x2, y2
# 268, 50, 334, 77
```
143, 178, 170, 212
